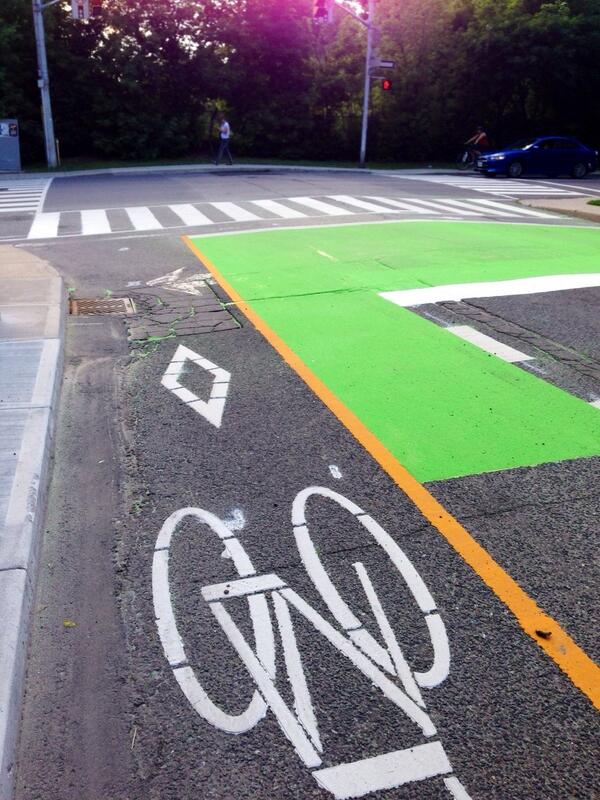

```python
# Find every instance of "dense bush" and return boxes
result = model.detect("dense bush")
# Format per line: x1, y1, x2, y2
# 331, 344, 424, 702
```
1, 0, 599, 165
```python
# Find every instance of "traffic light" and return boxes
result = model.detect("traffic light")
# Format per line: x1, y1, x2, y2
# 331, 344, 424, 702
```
313, 0, 332, 22
381, 78, 392, 91
91, 0, 102, 15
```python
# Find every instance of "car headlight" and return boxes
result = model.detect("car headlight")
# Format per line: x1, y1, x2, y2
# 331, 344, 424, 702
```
488, 154, 506, 161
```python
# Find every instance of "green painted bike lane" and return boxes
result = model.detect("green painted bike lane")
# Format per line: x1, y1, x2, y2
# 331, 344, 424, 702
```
192, 221, 600, 482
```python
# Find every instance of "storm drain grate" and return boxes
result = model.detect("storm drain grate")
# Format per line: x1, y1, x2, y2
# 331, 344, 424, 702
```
70, 297, 136, 315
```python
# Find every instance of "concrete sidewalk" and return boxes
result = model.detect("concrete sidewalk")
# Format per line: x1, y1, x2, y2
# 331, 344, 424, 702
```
0, 247, 65, 798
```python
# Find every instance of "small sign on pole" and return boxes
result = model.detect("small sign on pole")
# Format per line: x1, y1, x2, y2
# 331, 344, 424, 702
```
71, 0, 90, 20
371, 59, 395, 70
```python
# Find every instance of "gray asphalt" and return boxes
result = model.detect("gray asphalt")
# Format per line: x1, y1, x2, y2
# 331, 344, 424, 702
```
13, 170, 600, 800
2, 169, 598, 243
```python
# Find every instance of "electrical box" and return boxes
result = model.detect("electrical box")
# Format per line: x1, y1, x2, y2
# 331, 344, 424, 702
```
0, 119, 21, 172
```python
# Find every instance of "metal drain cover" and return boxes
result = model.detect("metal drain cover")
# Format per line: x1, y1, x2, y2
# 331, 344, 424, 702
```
70, 297, 136, 316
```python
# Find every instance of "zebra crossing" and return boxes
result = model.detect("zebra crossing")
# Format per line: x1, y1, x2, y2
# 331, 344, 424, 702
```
25, 194, 556, 240
395, 174, 583, 196
0, 179, 51, 213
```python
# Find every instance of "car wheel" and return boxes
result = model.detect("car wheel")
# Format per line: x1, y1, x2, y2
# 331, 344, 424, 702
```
508, 161, 523, 178
571, 162, 587, 178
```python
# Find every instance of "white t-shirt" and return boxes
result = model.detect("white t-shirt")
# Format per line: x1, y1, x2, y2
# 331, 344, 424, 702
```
220, 121, 230, 140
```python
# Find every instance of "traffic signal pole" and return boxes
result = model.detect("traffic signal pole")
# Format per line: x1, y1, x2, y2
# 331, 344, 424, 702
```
359, 0, 374, 166
32, 0, 60, 168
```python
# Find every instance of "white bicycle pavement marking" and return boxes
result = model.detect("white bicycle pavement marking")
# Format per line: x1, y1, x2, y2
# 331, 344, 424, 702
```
152, 486, 469, 799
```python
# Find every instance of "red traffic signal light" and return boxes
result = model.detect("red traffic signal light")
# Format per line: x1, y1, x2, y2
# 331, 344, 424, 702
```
91, 0, 102, 15
381, 78, 392, 91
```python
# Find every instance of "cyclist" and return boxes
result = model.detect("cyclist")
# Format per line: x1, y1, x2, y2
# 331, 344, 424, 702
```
465, 125, 491, 157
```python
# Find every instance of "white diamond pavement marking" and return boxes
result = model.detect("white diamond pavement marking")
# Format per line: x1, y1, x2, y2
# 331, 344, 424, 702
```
161, 344, 231, 428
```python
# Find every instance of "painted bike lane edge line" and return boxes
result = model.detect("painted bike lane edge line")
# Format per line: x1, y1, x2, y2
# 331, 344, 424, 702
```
183, 233, 600, 714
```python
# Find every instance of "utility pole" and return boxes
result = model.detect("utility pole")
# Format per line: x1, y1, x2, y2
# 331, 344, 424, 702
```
326, 0, 389, 166
359, 0, 374, 167
32, 0, 60, 168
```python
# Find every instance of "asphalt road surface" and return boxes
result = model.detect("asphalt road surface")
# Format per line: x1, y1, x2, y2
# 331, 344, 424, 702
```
11, 169, 600, 800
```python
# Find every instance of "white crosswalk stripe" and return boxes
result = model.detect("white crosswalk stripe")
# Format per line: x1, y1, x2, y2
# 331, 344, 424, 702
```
23, 194, 558, 239
396, 197, 484, 216
211, 201, 261, 222
396, 174, 582, 197
327, 195, 402, 213
169, 204, 214, 226
126, 206, 162, 230
27, 211, 60, 239
364, 197, 434, 214
462, 198, 554, 218
287, 196, 349, 215
250, 199, 306, 219
0, 179, 51, 213
81, 209, 111, 236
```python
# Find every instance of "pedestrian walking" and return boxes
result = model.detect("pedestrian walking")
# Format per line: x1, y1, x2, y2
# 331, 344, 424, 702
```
215, 112, 233, 165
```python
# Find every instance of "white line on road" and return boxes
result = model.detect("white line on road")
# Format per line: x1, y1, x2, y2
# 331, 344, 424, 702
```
312, 742, 452, 799
396, 197, 484, 216
202, 573, 287, 602
327, 195, 402, 213
463, 198, 555, 217
81, 209, 111, 236
380, 273, 600, 307
250, 199, 307, 218
287, 196, 350, 215
447, 325, 533, 363
364, 196, 435, 214
125, 206, 162, 230
444, 776, 474, 800
536, 179, 600, 196
210, 201, 261, 222
169, 203, 214, 226
27, 211, 60, 239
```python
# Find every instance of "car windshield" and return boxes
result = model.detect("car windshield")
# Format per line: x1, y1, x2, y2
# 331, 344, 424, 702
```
507, 139, 538, 150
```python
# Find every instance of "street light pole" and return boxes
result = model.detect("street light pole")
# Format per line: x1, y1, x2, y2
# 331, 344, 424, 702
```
359, 0, 374, 167
32, 0, 58, 168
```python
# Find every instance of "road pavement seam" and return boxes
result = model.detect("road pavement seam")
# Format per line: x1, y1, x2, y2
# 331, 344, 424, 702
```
441, 299, 600, 385
184, 234, 600, 713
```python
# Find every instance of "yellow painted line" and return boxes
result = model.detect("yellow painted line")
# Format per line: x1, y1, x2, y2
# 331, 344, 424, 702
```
184, 235, 600, 711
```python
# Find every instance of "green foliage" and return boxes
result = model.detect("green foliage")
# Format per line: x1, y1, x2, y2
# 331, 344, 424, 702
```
2, 0, 600, 164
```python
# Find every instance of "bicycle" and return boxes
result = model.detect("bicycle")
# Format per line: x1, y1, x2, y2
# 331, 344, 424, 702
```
455, 146, 480, 171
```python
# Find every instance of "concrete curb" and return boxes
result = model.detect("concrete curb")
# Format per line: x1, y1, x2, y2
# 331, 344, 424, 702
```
520, 196, 600, 224
0, 248, 65, 799
0, 164, 456, 181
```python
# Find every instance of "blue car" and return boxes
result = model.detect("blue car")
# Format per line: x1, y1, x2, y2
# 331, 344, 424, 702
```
475, 136, 598, 178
